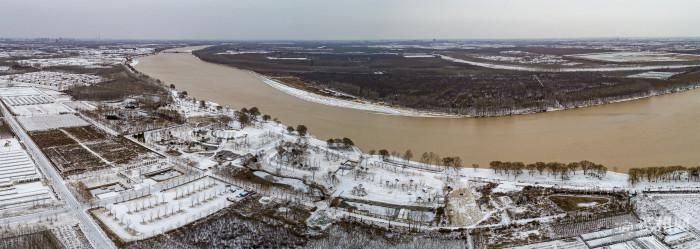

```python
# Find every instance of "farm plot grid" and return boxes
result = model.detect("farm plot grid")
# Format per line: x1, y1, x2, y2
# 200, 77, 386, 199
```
29, 126, 160, 177
30, 129, 107, 176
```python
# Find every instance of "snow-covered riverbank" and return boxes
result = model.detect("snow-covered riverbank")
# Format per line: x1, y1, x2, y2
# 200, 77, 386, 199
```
438, 54, 700, 72
258, 75, 463, 118
258, 73, 700, 119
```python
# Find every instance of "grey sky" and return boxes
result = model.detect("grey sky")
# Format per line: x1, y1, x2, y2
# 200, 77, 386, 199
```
1, 0, 699, 40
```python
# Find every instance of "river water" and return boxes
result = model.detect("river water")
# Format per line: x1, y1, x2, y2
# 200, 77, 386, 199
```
135, 47, 700, 172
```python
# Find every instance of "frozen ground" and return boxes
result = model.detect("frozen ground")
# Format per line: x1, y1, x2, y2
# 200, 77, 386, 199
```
627, 71, 681, 80
652, 194, 700, 232
94, 176, 241, 242
17, 114, 90, 131
259, 76, 460, 117
0, 71, 104, 91
439, 55, 700, 72
0, 138, 55, 210
569, 52, 700, 63
506, 237, 587, 249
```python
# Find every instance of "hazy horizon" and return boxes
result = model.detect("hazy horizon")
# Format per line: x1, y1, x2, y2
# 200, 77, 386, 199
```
1, 0, 699, 40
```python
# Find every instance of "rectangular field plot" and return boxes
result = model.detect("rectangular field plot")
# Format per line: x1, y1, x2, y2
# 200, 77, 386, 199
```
9, 103, 74, 117
30, 126, 161, 177
85, 138, 153, 165
569, 52, 700, 63
506, 237, 587, 249
42, 144, 108, 176
62, 126, 106, 142
2, 95, 55, 106
93, 176, 241, 242
17, 114, 89, 131
654, 195, 700, 232
0, 138, 55, 210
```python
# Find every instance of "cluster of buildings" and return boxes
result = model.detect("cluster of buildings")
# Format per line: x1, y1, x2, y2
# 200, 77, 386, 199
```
0, 71, 104, 91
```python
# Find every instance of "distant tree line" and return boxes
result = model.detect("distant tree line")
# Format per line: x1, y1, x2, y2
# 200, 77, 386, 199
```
628, 166, 700, 185
368, 149, 462, 168
489, 160, 608, 180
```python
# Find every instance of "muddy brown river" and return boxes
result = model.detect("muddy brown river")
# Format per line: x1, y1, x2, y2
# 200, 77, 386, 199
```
135, 47, 700, 172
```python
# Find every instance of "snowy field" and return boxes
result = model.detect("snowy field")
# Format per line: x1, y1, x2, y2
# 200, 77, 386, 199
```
653, 195, 700, 232
9, 103, 74, 116
627, 71, 681, 80
17, 114, 90, 131
403, 54, 435, 58
569, 52, 700, 63
16, 56, 123, 69
599, 236, 669, 249
439, 55, 700, 72
0, 138, 55, 210
506, 237, 587, 249
0, 71, 104, 91
216, 50, 271, 55
0, 87, 45, 97
260, 76, 460, 117
94, 176, 242, 242
266, 56, 309, 60
472, 51, 570, 65
2, 95, 55, 106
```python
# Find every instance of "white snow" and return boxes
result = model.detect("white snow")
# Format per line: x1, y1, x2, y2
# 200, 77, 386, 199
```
569, 51, 700, 63
506, 237, 588, 249
266, 57, 309, 61
627, 71, 680, 80
94, 176, 239, 242
439, 54, 700, 72
0, 138, 55, 210
259, 76, 461, 118
17, 114, 90, 131
0, 71, 104, 91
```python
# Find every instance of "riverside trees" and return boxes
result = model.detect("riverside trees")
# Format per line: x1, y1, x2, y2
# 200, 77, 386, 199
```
628, 166, 700, 185
326, 137, 354, 149
489, 160, 608, 180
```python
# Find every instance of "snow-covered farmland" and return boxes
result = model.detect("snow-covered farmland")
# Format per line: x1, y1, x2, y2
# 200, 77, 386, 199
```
0, 71, 104, 91
473, 51, 570, 65
266, 57, 309, 61
439, 54, 700, 72
16, 57, 123, 69
216, 50, 271, 55
653, 194, 700, 232
402, 54, 435, 58
627, 71, 681, 80
569, 52, 700, 63
17, 114, 90, 131
260, 76, 460, 117
506, 237, 588, 249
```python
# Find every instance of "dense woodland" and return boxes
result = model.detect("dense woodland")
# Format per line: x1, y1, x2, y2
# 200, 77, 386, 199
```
194, 44, 700, 117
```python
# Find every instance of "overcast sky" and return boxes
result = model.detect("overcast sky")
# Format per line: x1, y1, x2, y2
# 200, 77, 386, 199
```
1, 0, 699, 40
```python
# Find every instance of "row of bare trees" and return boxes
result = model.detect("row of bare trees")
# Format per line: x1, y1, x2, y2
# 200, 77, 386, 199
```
628, 166, 700, 185
489, 160, 608, 180
367, 149, 463, 168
